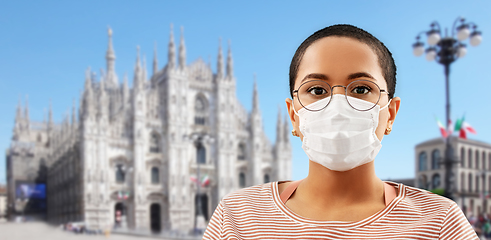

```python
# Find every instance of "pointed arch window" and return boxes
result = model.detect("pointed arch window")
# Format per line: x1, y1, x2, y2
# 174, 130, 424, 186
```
264, 174, 270, 183
239, 172, 246, 188
197, 144, 206, 164
461, 148, 466, 168
468, 149, 473, 168
476, 175, 480, 193
194, 94, 208, 125
116, 164, 125, 183
149, 132, 160, 153
461, 172, 465, 191
238, 143, 246, 160
476, 150, 480, 169
482, 152, 486, 170
151, 167, 159, 184
468, 173, 473, 192
418, 152, 427, 171
431, 149, 440, 170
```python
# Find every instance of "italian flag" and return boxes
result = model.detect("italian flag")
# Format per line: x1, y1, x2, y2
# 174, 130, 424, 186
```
436, 117, 447, 138
201, 175, 210, 187
454, 115, 477, 139
463, 122, 477, 134
190, 175, 210, 187
190, 176, 198, 184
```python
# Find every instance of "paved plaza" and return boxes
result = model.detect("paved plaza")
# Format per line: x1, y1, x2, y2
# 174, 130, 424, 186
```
0, 222, 202, 240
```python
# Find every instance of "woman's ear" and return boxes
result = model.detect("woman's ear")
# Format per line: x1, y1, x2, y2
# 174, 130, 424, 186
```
285, 98, 296, 126
286, 98, 302, 139
386, 97, 401, 132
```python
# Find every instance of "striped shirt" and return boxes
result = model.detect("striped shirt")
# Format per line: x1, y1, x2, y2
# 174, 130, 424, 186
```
203, 181, 478, 239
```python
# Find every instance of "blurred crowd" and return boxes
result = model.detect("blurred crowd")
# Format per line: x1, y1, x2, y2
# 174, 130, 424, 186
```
61, 222, 101, 235
469, 212, 491, 239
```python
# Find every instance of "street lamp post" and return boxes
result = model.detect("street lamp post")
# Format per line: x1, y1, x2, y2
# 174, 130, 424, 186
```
115, 165, 133, 229
413, 17, 482, 200
188, 132, 214, 235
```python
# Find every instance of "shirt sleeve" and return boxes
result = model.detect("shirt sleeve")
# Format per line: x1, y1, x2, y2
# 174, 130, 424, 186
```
203, 201, 224, 240
439, 201, 479, 240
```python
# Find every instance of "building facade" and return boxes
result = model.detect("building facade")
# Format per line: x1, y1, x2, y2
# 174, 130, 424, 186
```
415, 137, 491, 216
6, 26, 292, 232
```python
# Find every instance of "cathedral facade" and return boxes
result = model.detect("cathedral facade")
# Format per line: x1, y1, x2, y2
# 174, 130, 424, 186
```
5, 26, 292, 232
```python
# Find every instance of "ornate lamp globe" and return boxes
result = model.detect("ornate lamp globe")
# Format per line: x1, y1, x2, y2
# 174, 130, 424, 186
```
427, 29, 441, 46
470, 31, 483, 46
456, 24, 471, 41
425, 48, 437, 61
412, 42, 425, 57
456, 44, 467, 58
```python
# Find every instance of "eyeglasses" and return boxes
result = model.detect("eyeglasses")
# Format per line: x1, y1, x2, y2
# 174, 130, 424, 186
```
292, 80, 389, 111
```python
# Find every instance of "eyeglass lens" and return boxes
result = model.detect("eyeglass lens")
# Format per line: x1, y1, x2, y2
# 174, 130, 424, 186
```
296, 80, 381, 111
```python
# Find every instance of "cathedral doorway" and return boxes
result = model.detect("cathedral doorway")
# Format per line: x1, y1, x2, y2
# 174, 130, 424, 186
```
195, 194, 209, 220
150, 203, 161, 233
114, 202, 125, 227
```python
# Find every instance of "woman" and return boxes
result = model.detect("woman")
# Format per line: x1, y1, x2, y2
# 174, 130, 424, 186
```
203, 24, 477, 239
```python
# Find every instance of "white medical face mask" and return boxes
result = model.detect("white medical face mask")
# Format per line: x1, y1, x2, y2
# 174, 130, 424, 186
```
294, 94, 391, 172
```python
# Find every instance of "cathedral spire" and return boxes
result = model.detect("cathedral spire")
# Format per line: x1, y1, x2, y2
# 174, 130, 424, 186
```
48, 100, 53, 129
134, 46, 143, 90
15, 98, 22, 124
98, 77, 108, 118
168, 24, 176, 70
276, 106, 283, 143
252, 74, 260, 112
178, 26, 186, 70
105, 27, 118, 86
84, 66, 92, 91
226, 40, 234, 78
83, 67, 94, 119
122, 73, 129, 96
153, 42, 158, 75
283, 113, 290, 143
14, 98, 23, 139
72, 99, 77, 126
24, 95, 30, 130
217, 38, 224, 79
143, 54, 148, 83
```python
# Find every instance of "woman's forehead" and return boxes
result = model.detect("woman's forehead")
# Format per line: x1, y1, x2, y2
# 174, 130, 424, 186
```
296, 37, 386, 89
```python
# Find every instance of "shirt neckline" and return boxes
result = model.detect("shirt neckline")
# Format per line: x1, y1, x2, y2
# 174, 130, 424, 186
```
270, 180, 406, 229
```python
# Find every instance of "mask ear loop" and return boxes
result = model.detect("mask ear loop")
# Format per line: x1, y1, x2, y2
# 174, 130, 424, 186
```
379, 99, 392, 112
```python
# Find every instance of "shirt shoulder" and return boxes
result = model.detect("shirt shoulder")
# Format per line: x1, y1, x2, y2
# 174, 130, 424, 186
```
402, 184, 454, 207
221, 182, 274, 207
396, 184, 478, 239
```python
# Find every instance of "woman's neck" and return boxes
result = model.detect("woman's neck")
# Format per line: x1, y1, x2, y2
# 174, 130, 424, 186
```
301, 160, 384, 207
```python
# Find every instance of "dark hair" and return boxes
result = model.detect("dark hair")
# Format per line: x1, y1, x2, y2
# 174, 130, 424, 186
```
289, 24, 396, 99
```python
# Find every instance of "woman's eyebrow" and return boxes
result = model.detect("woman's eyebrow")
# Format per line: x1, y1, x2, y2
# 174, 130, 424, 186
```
301, 72, 376, 84
347, 72, 376, 81
300, 73, 328, 83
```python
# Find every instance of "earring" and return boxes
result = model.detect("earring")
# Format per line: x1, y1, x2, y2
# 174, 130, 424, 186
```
291, 129, 299, 137
385, 127, 392, 135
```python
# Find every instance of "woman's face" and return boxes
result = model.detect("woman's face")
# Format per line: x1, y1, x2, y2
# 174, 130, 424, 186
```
286, 36, 400, 142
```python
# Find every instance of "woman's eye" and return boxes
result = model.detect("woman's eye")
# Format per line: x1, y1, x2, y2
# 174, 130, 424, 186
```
308, 87, 327, 95
352, 86, 370, 94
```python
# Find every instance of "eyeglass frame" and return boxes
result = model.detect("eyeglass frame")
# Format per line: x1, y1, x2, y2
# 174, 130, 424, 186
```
292, 79, 390, 112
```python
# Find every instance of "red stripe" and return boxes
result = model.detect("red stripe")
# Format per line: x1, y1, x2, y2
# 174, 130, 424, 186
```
203, 182, 478, 239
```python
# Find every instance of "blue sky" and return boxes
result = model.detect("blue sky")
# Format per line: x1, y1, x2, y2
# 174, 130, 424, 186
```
1, 1, 490, 184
